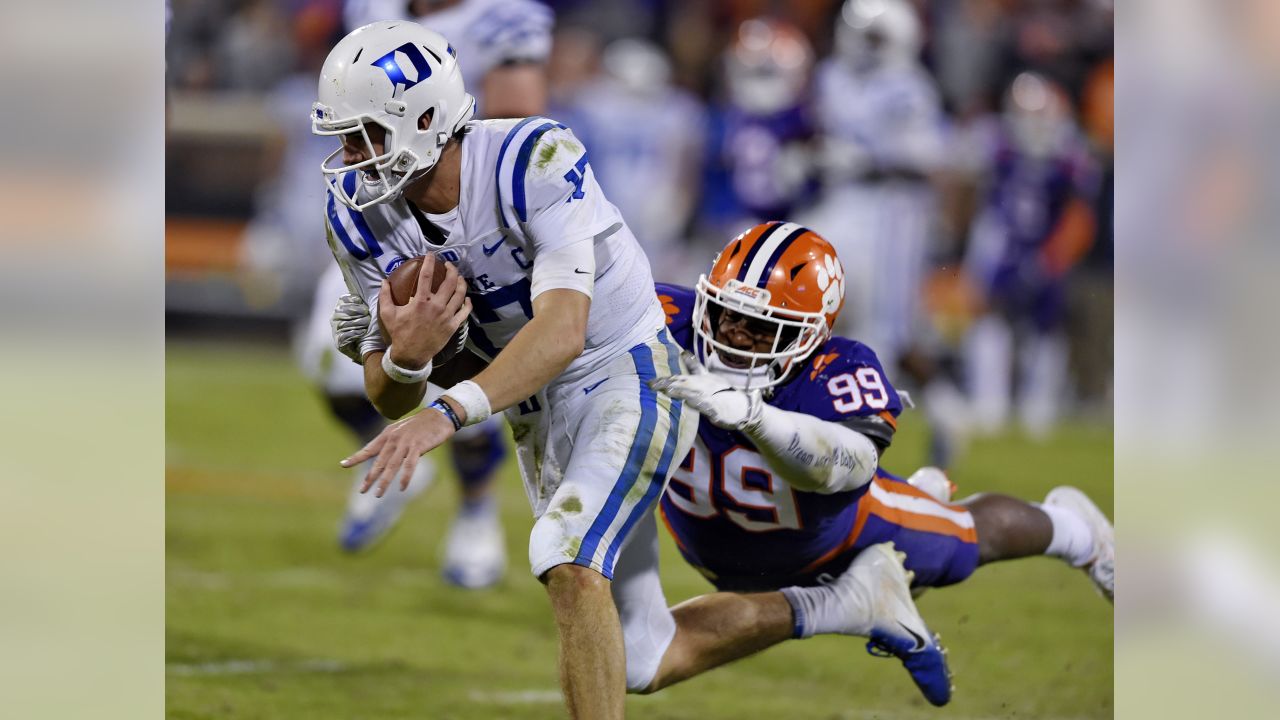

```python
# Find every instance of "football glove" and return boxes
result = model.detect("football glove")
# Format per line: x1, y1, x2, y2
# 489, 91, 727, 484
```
650, 352, 763, 432
332, 293, 371, 365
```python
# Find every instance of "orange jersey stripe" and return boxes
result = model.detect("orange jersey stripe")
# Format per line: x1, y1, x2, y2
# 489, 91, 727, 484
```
798, 478, 975, 575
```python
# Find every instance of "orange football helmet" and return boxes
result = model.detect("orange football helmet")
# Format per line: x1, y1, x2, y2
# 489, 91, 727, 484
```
693, 221, 847, 389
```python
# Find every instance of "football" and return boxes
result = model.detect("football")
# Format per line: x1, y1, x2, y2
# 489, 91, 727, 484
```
384, 255, 469, 365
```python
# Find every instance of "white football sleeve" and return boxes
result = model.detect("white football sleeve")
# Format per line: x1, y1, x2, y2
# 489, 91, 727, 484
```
744, 404, 880, 495
530, 236, 594, 300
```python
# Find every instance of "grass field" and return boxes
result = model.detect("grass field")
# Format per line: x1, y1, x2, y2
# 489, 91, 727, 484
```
166, 340, 1113, 719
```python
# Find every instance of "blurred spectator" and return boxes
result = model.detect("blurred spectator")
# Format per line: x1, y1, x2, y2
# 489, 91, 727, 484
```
700, 18, 817, 240
960, 71, 1099, 437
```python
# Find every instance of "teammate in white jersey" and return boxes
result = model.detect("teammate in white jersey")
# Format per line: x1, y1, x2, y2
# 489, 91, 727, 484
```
345, 0, 551, 117
804, 0, 971, 467
317, 0, 554, 585
561, 38, 706, 285
806, 0, 944, 371
314, 22, 695, 717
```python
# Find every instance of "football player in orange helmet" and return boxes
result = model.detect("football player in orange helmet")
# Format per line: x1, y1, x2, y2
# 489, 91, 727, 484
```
602, 222, 1113, 706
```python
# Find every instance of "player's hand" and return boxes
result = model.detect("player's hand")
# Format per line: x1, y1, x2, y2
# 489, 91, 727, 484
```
650, 352, 763, 432
339, 406, 457, 497
331, 293, 371, 365
378, 254, 471, 369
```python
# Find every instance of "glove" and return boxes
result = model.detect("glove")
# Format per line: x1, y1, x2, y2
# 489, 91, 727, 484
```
331, 293, 371, 365
650, 352, 763, 432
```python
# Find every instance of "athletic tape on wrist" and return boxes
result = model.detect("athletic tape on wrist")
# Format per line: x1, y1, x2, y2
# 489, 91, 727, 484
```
381, 347, 433, 384
445, 380, 491, 427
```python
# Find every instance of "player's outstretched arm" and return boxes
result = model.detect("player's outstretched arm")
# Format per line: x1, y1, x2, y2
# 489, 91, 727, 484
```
651, 356, 879, 494
743, 405, 879, 495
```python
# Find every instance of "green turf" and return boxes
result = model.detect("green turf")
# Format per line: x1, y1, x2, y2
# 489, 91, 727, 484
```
166, 341, 1113, 719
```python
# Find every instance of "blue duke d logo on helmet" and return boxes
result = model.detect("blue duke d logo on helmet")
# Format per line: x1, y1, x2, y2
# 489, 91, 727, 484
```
371, 43, 434, 95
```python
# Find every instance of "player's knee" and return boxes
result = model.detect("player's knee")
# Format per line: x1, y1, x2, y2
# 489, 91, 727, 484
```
541, 562, 608, 598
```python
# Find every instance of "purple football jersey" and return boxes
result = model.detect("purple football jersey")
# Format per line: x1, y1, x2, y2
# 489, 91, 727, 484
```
655, 283, 903, 589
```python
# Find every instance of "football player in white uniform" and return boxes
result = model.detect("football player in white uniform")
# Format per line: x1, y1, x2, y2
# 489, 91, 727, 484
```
314, 21, 695, 717
560, 38, 706, 285
314, 0, 553, 587
803, 0, 971, 467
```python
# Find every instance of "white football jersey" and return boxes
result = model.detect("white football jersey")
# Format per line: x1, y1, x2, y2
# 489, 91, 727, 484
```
325, 117, 665, 386
813, 59, 944, 177
343, 0, 553, 109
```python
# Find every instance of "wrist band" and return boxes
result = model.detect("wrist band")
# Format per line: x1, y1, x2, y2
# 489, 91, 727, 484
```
381, 347, 432, 384
444, 380, 492, 427
428, 398, 463, 431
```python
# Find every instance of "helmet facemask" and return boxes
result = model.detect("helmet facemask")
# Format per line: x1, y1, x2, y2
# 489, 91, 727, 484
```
692, 275, 829, 392
313, 103, 461, 211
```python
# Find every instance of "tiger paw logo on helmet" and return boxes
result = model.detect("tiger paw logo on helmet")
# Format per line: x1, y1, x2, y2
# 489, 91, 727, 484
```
815, 253, 845, 314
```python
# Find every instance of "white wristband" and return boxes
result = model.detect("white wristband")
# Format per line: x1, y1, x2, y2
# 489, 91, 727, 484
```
445, 380, 491, 427
381, 347, 433, 384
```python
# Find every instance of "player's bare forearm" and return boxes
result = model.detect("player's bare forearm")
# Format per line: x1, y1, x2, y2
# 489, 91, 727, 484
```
363, 351, 428, 419
449, 289, 588, 419
745, 407, 878, 494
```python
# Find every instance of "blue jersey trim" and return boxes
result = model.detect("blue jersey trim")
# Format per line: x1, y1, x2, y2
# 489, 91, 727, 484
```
341, 172, 384, 258
494, 117, 541, 229
574, 343, 660, 569
327, 190, 367, 261
600, 331, 685, 576
736, 221, 783, 282
513, 121, 567, 223
754, 225, 808, 288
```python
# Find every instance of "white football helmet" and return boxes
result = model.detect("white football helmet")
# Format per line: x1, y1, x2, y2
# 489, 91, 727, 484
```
836, 0, 922, 72
312, 21, 476, 210
1004, 72, 1074, 159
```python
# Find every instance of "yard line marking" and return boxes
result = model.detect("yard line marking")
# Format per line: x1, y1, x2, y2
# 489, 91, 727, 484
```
166, 659, 347, 676
466, 689, 564, 705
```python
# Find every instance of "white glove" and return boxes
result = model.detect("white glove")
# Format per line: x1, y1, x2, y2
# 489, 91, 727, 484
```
650, 352, 763, 432
331, 293, 371, 365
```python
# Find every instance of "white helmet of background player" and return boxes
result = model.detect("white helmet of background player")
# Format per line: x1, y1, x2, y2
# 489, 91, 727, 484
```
1004, 72, 1074, 159
312, 21, 476, 210
602, 38, 672, 96
725, 18, 813, 116
836, 0, 922, 72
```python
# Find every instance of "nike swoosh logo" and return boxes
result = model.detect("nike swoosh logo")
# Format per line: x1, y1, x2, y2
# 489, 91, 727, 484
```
898, 621, 927, 653
481, 237, 506, 256
582, 378, 608, 395
574, 268, 590, 275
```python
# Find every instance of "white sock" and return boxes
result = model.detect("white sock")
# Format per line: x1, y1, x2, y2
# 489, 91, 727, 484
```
1038, 503, 1095, 567
780, 581, 870, 638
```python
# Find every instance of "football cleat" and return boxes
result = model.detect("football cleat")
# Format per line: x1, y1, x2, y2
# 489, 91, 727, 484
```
834, 543, 954, 706
442, 501, 507, 589
1045, 486, 1114, 602
338, 457, 434, 552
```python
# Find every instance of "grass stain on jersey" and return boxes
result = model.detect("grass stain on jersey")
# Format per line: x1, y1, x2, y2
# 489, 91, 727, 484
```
560, 496, 582, 514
